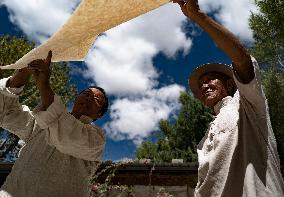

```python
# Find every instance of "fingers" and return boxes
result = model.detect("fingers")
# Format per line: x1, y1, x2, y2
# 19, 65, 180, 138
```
28, 50, 52, 66
177, 1, 185, 7
28, 60, 46, 72
172, 0, 186, 7
28, 59, 44, 66
27, 50, 52, 71
28, 59, 44, 71
29, 68, 38, 76
172, 0, 186, 2
28, 65, 43, 72
45, 50, 52, 65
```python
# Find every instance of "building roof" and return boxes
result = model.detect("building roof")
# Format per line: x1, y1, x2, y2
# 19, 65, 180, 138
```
96, 161, 199, 187
0, 161, 283, 187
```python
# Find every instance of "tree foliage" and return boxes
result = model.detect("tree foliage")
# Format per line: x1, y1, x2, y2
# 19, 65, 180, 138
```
249, 0, 284, 164
262, 68, 284, 164
136, 92, 212, 162
249, 0, 284, 66
0, 35, 78, 161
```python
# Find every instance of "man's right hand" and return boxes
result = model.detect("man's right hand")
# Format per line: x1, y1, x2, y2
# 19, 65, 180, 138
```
28, 51, 55, 110
173, 0, 253, 83
173, 0, 202, 19
28, 51, 52, 86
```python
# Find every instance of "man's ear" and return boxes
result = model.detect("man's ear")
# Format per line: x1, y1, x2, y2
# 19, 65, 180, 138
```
226, 78, 236, 96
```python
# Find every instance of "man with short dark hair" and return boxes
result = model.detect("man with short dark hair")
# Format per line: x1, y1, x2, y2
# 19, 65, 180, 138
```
0, 51, 108, 197
174, 0, 284, 196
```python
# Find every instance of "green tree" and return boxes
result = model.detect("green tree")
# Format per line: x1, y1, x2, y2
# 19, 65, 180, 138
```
136, 92, 212, 162
249, 0, 284, 164
0, 35, 78, 161
262, 68, 284, 164
249, 0, 284, 66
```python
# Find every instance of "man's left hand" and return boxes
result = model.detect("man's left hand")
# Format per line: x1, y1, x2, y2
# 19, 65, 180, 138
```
173, 0, 201, 19
28, 51, 52, 86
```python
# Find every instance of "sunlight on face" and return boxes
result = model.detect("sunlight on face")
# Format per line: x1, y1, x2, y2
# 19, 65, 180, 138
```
198, 72, 230, 108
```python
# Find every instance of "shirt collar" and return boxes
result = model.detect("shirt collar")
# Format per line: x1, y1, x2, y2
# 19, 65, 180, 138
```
79, 115, 93, 124
214, 96, 232, 115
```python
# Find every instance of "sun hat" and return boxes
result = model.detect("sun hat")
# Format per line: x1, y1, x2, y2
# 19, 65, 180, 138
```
188, 63, 233, 97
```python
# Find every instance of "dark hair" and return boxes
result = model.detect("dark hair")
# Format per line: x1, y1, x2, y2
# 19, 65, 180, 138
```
79, 86, 109, 117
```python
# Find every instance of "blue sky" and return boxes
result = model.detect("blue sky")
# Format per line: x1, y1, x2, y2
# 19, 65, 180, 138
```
0, 0, 256, 161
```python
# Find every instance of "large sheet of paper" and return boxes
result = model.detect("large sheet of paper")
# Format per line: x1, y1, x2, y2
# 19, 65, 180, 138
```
2, 0, 170, 69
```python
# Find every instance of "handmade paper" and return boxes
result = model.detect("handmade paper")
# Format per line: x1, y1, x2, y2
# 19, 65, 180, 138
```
1, 0, 170, 69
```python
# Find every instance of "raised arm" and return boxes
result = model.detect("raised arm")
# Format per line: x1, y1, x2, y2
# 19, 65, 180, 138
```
174, 0, 254, 83
28, 51, 54, 110
0, 66, 35, 141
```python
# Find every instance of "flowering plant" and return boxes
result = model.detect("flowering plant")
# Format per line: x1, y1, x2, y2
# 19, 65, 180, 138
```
90, 160, 176, 197
90, 161, 135, 197
156, 188, 174, 197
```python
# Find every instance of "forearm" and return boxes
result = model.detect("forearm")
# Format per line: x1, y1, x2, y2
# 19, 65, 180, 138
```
190, 12, 254, 83
7, 68, 31, 88
37, 81, 55, 110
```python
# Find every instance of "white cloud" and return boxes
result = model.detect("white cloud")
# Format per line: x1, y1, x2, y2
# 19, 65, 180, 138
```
85, 3, 191, 95
200, 0, 258, 41
104, 85, 185, 145
1, 1, 189, 143
83, 4, 189, 143
114, 157, 134, 163
85, 37, 159, 95
0, 0, 257, 44
0, 0, 79, 43
1, 0, 258, 144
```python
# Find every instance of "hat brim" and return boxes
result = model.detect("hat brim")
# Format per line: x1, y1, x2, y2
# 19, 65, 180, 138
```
188, 63, 233, 98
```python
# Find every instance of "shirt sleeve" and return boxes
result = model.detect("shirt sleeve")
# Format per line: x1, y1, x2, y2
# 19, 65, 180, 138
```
233, 56, 267, 115
33, 95, 105, 161
0, 77, 36, 141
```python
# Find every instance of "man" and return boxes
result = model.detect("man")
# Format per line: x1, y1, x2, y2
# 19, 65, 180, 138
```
174, 0, 284, 196
0, 51, 108, 197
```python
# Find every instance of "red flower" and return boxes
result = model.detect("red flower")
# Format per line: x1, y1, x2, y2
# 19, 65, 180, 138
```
130, 192, 135, 197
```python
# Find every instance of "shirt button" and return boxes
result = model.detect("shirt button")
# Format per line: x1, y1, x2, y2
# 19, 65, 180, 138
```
210, 133, 215, 141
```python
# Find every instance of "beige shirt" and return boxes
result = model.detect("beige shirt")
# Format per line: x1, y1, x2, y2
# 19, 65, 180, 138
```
0, 77, 105, 197
195, 57, 284, 197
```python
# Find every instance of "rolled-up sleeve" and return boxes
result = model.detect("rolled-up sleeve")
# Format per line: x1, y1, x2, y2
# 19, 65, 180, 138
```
233, 56, 267, 115
0, 77, 35, 141
33, 95, 105, 161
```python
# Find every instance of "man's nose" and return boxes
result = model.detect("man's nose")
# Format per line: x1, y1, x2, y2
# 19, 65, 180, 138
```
201, 83, 209, 90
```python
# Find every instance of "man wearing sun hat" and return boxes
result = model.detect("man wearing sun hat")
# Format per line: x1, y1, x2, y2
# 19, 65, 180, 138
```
174, 0, 284, 196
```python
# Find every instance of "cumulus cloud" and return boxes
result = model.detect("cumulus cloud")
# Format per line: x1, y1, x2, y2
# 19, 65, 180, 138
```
1, 0, 189, 142
1, 1, 189, 143
0, 0, 79, 43
83, 4, 189, 143
200, 0, 257, 41
104, 85, 185, 145
1, 0, 258, 144
1, 0, 257, 44
85, 3, 191, 95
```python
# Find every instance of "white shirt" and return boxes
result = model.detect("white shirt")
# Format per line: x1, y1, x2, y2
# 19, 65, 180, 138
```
195, 57, 284, 197
0, 77, 105, 197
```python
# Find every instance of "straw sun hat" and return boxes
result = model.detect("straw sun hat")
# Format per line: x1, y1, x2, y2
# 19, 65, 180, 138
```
188, 63, 234, 98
